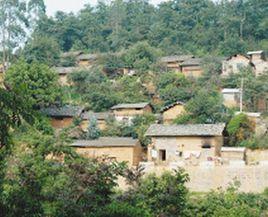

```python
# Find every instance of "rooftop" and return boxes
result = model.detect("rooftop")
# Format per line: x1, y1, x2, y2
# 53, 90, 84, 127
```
77, 53, 98, 61
247, 50, 264, 55
145, 123, 225, 137
160, 101, 185, 113
61, 51, 83, 58
160, 55, 194, 63
81, 111, 111, 120
111, 102, 150, 110
71, 137, 139, 148
41, 105, 84, 117
181, 58, 203, 66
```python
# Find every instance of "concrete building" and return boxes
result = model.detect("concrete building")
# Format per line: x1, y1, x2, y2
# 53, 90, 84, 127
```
180, 58, 203, 77
145, 123, 225, 164
80, 111, 111, 131
111, 102, 152, 124
221, 88, 241, 108
71, 137, 143, 166
160, 101, 185, 124
41, 105, 84, 129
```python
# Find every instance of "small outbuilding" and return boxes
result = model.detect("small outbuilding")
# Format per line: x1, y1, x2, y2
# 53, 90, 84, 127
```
160, 55, 194, 72
111, 102, 152, 124
160, 101, 185, 124
71, 137, 143, 166
222, 88, 241, 108
41, 105, 84, 129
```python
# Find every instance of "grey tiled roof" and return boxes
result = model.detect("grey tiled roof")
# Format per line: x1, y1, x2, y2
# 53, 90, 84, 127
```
41, 105, 84, 117
111, 102, 150, 110
77, 54, 98, 61
145, 124, 225, 137
181, 58, 203, 66
81, 111, 111, 120
160, 55, 194, 63
61, 51, 83, 58
71, 137, 139, 147
160, 101, 185, 113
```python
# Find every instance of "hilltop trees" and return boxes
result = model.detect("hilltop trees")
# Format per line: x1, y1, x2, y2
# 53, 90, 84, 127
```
5, 60, 61, 109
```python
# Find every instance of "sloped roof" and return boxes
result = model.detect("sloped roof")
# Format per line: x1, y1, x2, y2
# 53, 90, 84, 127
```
160, 101, 185, 113
181, 58, 203, 66
247, 50, 264, 55
111, 102, 150, 110
81, 111, 111, 120
77, 53, 98, 61
41, 105, 84, 117
160, 55, 194, 63
71, 137, 139, 148
145, 124, 225, 137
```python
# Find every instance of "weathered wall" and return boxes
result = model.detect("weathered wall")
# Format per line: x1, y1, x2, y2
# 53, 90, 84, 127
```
80, 120, 107, 131
150, 136, 223, 163
222, 55, 250, 76
113, 105, 152, 117
223, 93, 240, 108
51, 117, 74, 128
162, 105, 185, 124
246, 149, 268, 164
58, 74, 71, 86
142, 164, 268, 193
182, 66, 203, 77
74, 145, 142, 166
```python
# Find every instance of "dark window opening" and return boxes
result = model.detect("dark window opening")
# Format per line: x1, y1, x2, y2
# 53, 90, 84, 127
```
202, 144, 211, 149
159, 149, 166, 161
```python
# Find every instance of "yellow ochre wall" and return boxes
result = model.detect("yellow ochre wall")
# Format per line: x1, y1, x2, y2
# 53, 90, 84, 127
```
162, 104, 185, 124
182, 66, 203, 77
113, 105, 152, 117
51, 117, 74, 129
74, 145, 143, 166
80, 120, 107, 131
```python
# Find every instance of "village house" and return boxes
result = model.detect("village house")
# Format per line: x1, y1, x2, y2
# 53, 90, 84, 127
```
221, 88, 241, 108
145, 123, 225, 165
111, 102, 153, 124
71, 137, 143, 166
160, 101, 185, 124
247, 50, 268, 76
180, 58, 203, 77
222, 54, 252, 76
80, 111, 111, 131
77, 53, 98, 67
41, 105, 84, 129
54, 67, 77, 86
160, 55, 194, 72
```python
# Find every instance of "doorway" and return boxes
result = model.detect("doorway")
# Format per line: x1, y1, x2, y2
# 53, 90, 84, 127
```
159, 149, 166, 161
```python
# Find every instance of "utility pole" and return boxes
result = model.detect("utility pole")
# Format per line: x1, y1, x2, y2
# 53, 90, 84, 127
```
240, 78, 244, 112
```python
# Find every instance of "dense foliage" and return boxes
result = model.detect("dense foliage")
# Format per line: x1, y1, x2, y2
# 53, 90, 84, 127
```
26, 0, 268, 57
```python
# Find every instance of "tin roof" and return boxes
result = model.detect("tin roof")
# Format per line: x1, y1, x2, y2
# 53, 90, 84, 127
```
71, 137, 139, 147
222, 88, 241, 94
247, 50, 264, 55
145, 124, 225, 137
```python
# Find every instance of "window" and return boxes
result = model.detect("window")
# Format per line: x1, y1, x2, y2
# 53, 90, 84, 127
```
159, 149, 166, 161
202, 144, 211, 149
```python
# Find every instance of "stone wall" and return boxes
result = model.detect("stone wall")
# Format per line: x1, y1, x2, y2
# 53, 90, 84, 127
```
141, 163, 268, 193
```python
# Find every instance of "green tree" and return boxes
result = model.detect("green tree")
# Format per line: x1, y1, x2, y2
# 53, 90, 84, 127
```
86, 115, 101, 140
23, 35, 61, 66
5, 60, 61, 108
227, 113, 255, 146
